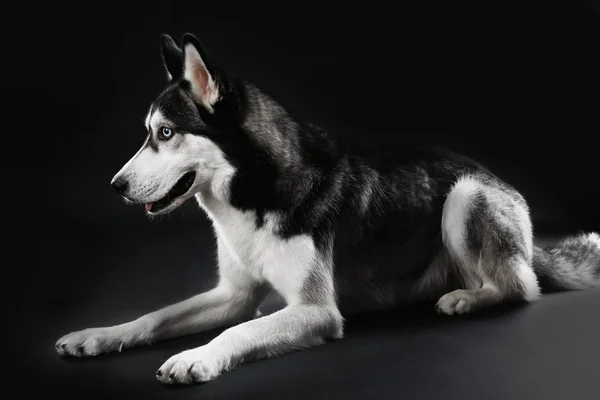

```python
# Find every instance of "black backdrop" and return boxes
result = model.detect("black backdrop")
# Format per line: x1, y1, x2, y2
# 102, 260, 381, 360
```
17, 2, 600, 399
31, 3, 599, 235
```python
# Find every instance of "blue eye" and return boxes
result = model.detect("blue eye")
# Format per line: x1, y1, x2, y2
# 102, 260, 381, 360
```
160, 127, 173, 139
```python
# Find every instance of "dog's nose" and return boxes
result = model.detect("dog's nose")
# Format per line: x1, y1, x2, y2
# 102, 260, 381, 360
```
111, 178, 129, 194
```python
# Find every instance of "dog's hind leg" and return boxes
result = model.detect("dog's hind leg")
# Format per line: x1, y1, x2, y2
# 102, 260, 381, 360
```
435, 175, 541, 315
55, 239, 268, 357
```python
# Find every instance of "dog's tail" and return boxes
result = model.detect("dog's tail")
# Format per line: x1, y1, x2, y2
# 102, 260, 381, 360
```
533, 232, 600, 292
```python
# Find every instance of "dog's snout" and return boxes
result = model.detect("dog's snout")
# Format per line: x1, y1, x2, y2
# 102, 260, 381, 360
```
111, 177, 129, 194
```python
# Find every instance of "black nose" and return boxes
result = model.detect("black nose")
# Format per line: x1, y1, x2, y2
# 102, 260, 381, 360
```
111, 178, 128, 194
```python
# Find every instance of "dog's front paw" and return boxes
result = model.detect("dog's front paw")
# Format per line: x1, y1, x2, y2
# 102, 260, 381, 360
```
156, 347, 223, 384
55, 327, 125, 357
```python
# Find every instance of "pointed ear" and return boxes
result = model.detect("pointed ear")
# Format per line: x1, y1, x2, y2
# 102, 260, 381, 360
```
182, 33, 221, 113
160, 34, 183, 81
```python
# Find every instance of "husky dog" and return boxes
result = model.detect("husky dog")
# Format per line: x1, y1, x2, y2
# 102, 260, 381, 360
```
55, 33, 600, 384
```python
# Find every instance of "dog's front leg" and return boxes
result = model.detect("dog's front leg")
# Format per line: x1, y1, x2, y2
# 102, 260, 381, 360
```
156, 303, 344, 384
55, 284, 264, 357
56, 242, 267, 357
156, 246, 344, 385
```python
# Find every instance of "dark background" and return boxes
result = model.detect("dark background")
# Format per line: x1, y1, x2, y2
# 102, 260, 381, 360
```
18, 2, 600, 399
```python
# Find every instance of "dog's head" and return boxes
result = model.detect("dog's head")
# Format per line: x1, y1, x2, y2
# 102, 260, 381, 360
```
111, 33, 240, 216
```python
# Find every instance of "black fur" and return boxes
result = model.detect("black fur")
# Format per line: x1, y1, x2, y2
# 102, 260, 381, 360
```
160, 34, 183, 81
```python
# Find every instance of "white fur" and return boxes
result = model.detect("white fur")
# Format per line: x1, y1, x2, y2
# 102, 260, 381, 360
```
146, 108, 165, 132
589, 232, 600, 250
441, 175, 481, 270
512, 202, 541, 301
144, 105, 153, 130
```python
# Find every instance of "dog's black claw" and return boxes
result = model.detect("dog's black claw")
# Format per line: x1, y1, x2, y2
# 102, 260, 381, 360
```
156, 370, 162, 377
77, 346, 84, 355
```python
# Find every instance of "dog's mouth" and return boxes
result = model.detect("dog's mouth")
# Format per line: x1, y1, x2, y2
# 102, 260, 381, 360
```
145, 171, 196, 213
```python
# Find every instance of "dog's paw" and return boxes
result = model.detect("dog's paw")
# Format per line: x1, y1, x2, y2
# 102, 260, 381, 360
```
436, 290, 476, 315
156, 347, 223, 385
55, 327, 125, 357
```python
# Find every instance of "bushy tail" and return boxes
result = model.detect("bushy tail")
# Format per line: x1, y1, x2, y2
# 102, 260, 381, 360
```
533, 232, 600, 292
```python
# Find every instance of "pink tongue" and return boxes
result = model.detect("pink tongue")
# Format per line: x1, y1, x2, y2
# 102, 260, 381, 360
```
145, 203, 153, 212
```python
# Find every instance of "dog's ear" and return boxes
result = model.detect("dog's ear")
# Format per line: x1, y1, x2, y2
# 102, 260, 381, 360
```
160, 34, 183, 81
181, 33, 221, 113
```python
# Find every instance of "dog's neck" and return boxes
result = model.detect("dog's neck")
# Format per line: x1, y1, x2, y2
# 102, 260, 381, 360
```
194, 80, 346, 225
238, 82, 342, 171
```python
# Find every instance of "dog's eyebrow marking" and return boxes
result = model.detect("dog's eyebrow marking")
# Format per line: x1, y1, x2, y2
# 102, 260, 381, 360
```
144, 111, 150, 131
145, 103, 167, 132
149, 109, 174, 134
144, 106, 154, 131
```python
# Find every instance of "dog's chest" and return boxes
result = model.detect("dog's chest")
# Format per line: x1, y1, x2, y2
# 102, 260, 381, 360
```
198, 197, 317, 301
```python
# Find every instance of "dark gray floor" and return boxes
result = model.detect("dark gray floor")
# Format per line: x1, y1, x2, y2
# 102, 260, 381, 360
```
28, 224, 600, 400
